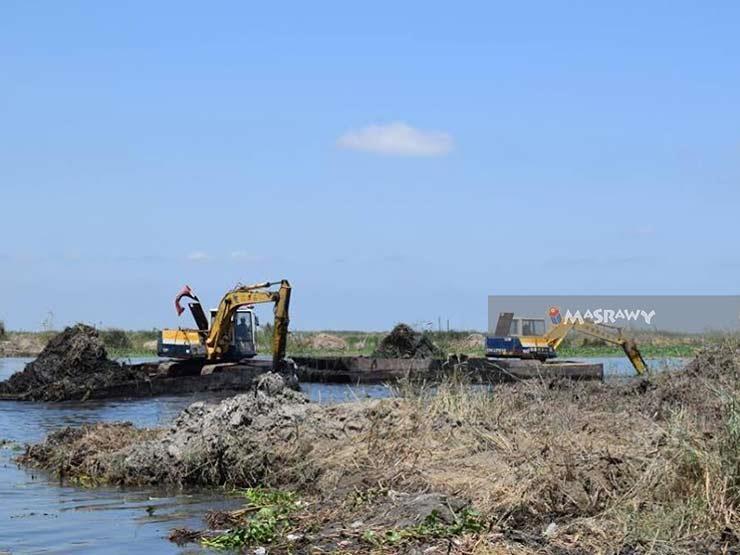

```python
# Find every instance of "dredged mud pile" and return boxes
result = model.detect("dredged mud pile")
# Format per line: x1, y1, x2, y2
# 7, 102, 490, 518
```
21, 372, 380, 488
19, 346, 740, 553
372, 323, 443, 359
0, 324, 148, 401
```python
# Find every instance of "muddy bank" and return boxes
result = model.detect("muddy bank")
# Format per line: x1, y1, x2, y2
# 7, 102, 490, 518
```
0, 324, 149, 401
22, 372, 375, 488
20, 346, 740, 553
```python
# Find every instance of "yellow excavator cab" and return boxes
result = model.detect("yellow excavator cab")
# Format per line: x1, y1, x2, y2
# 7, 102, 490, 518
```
157, 307, 257, 360
157, 279, 291, 370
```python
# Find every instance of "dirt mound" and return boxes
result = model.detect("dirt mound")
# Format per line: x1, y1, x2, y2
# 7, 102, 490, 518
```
0, 324, 149, 401
116, 377, 314, 486
372, 324, 443, 359
22, 372, 364, 487
21, 370, 411, 492
309, 333, 348, 351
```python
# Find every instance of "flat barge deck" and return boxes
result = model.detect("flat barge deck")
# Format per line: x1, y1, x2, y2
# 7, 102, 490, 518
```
94, 356, 603, 397
292, 356, 603, 383
1, 357, 603, 401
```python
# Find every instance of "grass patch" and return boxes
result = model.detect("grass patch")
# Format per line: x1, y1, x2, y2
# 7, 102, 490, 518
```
2, 324, 733, 360
103, 329, 159, 358
201, 488, 299, 549
361, 507, 485, 547
558, 343, 698, 358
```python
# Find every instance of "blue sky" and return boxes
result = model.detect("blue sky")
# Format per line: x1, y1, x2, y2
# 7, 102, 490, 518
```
1, 1, 739, 331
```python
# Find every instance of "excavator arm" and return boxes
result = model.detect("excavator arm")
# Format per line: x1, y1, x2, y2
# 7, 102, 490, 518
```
544, 320, 648, 375
205, 280, 291, 369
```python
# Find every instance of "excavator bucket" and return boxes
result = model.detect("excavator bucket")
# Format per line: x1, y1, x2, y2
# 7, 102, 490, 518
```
173, 285, 209, 332
174, 285, 198, 316
622, 339, 649, 376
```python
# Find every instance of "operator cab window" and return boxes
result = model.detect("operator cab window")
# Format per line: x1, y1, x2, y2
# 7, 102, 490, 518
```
521, 319, 545, 336
234, 314, 253, 341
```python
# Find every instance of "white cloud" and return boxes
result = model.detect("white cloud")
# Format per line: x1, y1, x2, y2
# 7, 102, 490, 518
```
186, 251, 209, 261
337, 122, 453, 157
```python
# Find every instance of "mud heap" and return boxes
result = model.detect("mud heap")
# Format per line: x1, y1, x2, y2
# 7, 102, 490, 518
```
0, 324, 148, 401
22, 372, 382, 489
372, 323, 443, 359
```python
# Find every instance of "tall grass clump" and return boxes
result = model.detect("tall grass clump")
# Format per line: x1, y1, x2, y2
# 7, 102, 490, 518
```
386, 345, 740, 553
99, 329, 159, 356
99, 328, 131, 351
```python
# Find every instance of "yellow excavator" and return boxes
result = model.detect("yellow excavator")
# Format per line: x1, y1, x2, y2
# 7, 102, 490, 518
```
157, 280, 292, 371
486, 312, 649, 375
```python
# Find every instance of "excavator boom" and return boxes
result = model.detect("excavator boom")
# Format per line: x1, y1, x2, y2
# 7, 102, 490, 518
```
158, 279, 291, 370
620, 338, 649, 376
205, 280, 291, 369
544, 320, 648, 375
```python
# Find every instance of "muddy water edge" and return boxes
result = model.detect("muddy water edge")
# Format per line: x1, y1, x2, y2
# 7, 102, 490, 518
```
0, 358, 391, 554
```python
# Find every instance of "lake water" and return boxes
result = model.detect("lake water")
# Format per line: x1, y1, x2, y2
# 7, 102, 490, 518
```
571, 355, 688, 377
0, 355, 686, 553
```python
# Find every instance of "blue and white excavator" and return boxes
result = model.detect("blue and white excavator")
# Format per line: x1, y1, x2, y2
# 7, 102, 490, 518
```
485, 311, 648, 375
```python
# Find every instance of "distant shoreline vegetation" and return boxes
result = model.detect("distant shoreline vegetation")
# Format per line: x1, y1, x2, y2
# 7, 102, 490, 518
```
1, 327, 734, 359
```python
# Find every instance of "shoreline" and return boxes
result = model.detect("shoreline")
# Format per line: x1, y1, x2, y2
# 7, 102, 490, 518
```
0, 324, 723, 362
0, 343, 705, 360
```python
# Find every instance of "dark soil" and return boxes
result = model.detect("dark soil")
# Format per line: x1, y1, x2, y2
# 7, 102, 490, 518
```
372, 323, 444, 359
0, 324, 149, 401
